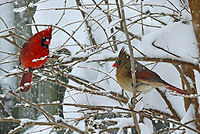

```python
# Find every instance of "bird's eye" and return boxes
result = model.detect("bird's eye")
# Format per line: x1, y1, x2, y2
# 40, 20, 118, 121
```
117, 60, 122, 65
41, 36, 49, 49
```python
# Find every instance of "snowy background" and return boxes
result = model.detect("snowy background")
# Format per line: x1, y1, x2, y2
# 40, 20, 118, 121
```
0, 0, 200, 133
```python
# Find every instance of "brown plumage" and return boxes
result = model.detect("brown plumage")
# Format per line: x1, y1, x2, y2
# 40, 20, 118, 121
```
113, 47, 188, 95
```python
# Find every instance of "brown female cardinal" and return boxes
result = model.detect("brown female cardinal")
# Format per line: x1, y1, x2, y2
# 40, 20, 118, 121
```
113, 47, 188, 95
19, 26, 52, 92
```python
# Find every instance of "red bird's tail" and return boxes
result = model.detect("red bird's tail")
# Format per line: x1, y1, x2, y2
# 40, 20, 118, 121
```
20, 71, 33, 92
164, 84, 188, 95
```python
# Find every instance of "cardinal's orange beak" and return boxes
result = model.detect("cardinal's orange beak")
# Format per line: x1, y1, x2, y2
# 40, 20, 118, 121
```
112, 62, 118, 68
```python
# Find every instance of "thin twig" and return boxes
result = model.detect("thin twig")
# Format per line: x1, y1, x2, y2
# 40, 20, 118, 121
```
156, 88, 180, 121
119, 0, 141, 133
152, 41, 181, 58
8, 90, 84, 134
77, 66, 117, 83
24, 0, 39, 32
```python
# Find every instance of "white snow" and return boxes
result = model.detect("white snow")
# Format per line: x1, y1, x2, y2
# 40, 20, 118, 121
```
32, 55, 48, 62
31, 0, 199, 133
177, 105, 197, 134
1, 0, 200, 133
40, 76, 47, 80
140, 123, 152, 134
0, 0, 17, 90
137, 22, 198, 64
23, 115, 57, 134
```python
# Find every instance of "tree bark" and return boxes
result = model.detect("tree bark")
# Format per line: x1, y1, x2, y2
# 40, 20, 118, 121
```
186, 0, 200, 130
188, 0, 200, 57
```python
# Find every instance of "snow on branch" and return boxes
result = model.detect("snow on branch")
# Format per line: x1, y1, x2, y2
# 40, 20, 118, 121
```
1, 0, 200, 133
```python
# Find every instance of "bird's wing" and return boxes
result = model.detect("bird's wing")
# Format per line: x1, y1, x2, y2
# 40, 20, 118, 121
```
135, 67, 162, 82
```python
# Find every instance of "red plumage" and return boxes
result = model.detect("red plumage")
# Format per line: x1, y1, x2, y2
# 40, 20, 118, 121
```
135, 69, 159, 80
19, 26, 52, 92
20, 72, 33, 92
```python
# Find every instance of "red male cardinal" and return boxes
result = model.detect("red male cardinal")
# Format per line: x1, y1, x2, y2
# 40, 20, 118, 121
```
113, 47, 188, 95
19, 26, 52, 92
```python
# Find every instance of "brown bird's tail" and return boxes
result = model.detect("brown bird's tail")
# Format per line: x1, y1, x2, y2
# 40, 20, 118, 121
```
20, 71, 33, 92
164, 83, 188, 95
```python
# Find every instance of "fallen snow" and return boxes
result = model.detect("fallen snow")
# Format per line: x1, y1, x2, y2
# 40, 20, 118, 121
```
12, 0, 200, 133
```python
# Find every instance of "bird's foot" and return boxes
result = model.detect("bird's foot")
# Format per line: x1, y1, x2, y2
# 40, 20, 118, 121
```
28, 68, 33, 72
41, 65, 45, 68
